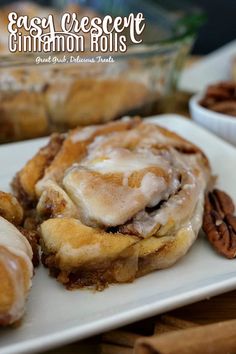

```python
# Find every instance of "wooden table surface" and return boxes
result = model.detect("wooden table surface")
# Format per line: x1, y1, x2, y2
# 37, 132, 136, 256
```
41, 290, 236, 354
40, 57, 236, 354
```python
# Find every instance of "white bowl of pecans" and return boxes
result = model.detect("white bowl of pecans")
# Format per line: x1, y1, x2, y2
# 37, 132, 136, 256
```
189, 81, 236, 147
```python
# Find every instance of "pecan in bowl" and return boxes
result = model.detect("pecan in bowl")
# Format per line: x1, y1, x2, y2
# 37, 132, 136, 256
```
199, 82, 236, 116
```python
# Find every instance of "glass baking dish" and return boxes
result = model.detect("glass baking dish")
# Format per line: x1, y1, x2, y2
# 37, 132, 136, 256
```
0, 0, 204, 142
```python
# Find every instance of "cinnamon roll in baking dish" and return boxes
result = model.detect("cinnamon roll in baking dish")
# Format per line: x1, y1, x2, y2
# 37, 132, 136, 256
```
13, 118, 211, 289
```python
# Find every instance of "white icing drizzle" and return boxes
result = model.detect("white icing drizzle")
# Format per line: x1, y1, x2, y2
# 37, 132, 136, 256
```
63, 166, 150, 227
0, 250, 25, 324
126, 153, 208, 237
0, 217, 32, 259
0, 217, 33, 324
63, 144, 178, 227
84, 147, 171, 174
70, 126, 99, 143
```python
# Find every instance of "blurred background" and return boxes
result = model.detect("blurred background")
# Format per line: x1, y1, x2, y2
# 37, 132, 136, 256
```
1, 0, 236, 54
192, 0, 236, 54
0, 0, 235, 143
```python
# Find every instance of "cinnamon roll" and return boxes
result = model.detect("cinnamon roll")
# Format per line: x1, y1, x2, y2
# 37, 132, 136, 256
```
13, 118, 211, 289
0, 216, 33, 325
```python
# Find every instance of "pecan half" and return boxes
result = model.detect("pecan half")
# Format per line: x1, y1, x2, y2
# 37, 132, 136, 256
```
203, 189, 236, 258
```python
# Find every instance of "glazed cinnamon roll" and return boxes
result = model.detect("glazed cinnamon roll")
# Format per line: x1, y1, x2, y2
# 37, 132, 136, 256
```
0, 216, 33, 325
13, 118, 211, 289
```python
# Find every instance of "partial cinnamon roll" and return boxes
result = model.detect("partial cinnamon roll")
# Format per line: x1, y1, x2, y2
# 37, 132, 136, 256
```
0, 191, 39, 267
0, 191, 23, 225
13, 118, 211, 289
0, 216, 33, 325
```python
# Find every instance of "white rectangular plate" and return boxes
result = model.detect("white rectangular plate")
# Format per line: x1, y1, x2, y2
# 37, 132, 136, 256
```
1, 115, 236, 354
179, 40, 236, 93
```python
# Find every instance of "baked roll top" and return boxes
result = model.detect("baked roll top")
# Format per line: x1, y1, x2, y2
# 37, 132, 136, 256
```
37, 119, 210, 232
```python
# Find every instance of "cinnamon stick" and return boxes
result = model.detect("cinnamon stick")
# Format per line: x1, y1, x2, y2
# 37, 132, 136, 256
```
102, 330, 140, 347
154, 316, 196, 335
135, 319, 236, 354
100, 343, 133, 354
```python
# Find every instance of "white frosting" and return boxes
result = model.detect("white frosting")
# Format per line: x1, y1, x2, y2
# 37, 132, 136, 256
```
63, 167, 148, 227
177, 189, 205, 251
0, 217, 33, 324
126, 159, 207, 237
83, 147, 171, 175
0, 217, 32, 259
63, 144, 178, 227
0, 251, 25, 324
189, 191, 205, 234
87, 130, 140, 155
140, 173, 167, 207
70, 126, 99, 143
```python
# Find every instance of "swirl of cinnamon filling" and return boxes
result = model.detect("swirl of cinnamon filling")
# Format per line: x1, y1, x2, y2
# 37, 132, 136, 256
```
35, 119, 210, 238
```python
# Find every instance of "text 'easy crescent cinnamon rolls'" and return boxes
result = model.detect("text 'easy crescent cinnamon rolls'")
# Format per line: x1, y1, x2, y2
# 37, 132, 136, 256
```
13, 118, 211, 289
